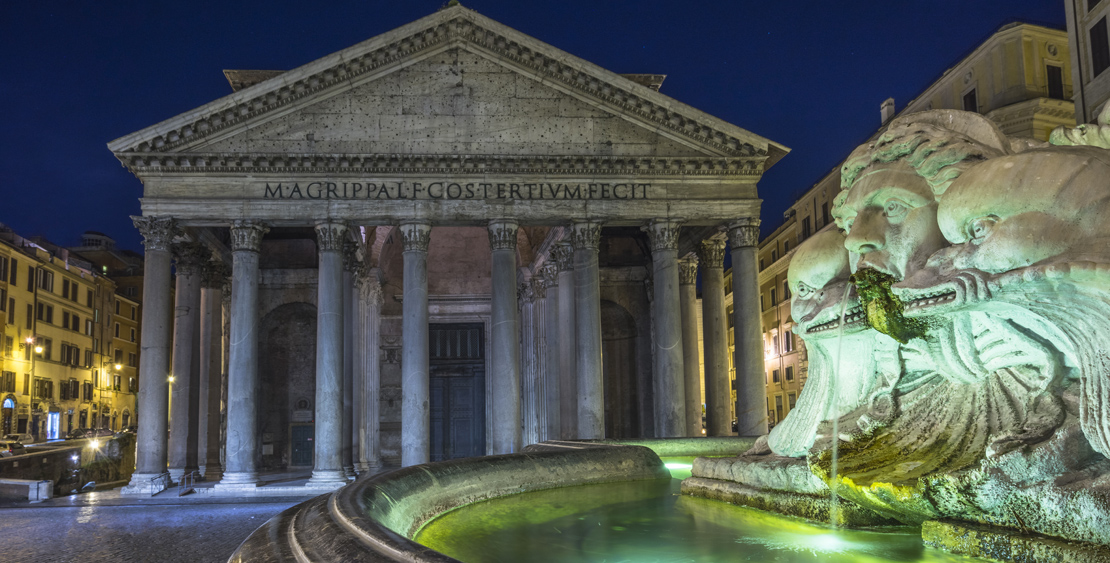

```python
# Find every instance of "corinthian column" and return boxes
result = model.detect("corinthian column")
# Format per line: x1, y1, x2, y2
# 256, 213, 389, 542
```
551, 243, 577, 439
122, 216, 177, 495
217, 220, 268, 489
645, 220, 686, 438
489, 220, 522, 454
356, 267, 383, 473
308, 222, 349, 488
699, 239, 732, 436
571, 221, 604, 439
541, 263, 561, 442
678, 255, 702, 437
341, 240, 357, 479
400, 222, 431, 467
729, 219, 766, 436
198, 260, 229, 480
168, 242, 210, 482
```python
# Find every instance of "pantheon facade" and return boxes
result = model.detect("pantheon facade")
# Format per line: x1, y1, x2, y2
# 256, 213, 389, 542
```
110, 6, 788, 493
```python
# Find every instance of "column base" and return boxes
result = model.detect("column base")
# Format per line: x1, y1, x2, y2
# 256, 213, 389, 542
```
120, 472, 172, 496
200, 463, 223, 482
215, 471, 260, 490
306, 469, 349, 489
343, 465, 356, 480
168, 468, 184, 483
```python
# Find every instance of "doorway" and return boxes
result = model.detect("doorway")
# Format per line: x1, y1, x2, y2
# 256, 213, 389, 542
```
290, 424, 314, 467
429, 323, 485, 461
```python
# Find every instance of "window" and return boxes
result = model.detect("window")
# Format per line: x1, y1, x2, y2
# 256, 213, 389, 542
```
35, 269, 54, 292
822, 202, 830, 226
85, 349, 93, 368
114, 300, 120, 315
86, 289, 93, 307
69, 379, 78, 400
1047, 65, 1064, 100
130, 306, 136, 320
0, 288, 5, 311
962, 89, 978, 112
772, 334, 780, 354
1, 371, 14, 393
770, 288, 777, 306
113, 375, 121, 391
23, 374, 29, 395
760, 295, 766, 312
788, 392, 797, 410
7, 299, 13, 323
3, 336, 11, 357
801, 217, 812, 239
783, 280, 791, 300
40, 339, 52, 361
130, 328, 136, 342
1093, 17, 1110, 77
775, 395, 784, 423
128, 352, 137, 367
783, 330, 794, 353
786, 365, 794, 381
85, 319, 93, 336
0, 256, 6, 281
60, 379, 69, 400
25, 304, 32, 329
36, 303, 54, 324
771, 250, 777, 262
759, 259, 765, 271
772, 369, 781, 383
61, 344, 79, 366
62, 279, 69, 299
8, 258, 15, 285
783, 240, 790, 253
71, 314, 80, 332
114, 323, 120, 338
63, 311, 70, 329
93, 338, 99, 354
114, 349, 123, 364
83, 382, 93, 401
129, 377, 137, 393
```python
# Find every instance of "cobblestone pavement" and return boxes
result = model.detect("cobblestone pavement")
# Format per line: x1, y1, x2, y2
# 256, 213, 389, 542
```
0, 495, 308, 563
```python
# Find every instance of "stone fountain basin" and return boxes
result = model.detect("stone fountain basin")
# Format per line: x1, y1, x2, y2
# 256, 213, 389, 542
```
229, 438, 751, 562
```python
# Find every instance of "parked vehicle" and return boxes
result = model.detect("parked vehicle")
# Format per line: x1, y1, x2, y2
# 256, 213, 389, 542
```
66, 428, 94, 440
0, 441, 25, 457
2, 433, 34, 445
90, 428, 115, 438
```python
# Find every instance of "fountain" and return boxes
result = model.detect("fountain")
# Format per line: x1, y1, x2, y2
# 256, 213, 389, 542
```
230, 108, 1110, 562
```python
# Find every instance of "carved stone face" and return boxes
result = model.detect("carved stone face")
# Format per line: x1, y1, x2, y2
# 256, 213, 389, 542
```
788, 230, 854, 336
839, 162, 948, 281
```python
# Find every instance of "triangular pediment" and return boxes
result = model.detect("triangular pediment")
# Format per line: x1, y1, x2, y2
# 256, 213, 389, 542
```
108, 5, 788, 172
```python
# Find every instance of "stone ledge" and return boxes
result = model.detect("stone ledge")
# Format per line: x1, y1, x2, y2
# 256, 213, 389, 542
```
680, 476, 894, 528
922, 520, 1110, 563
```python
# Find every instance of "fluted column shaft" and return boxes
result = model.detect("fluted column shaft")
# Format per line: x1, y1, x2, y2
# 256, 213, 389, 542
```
489, 220, 522, 454
217, 220, 268, 488
699, 239, 732, 436
646, 220, 686, 438
308, 222, 349, 487
530, 275, 549, 443
122, 216, 177, 494
519, 283, 537, 446
357, 270, 383, 472
730, 219, 767, 436
400, 222, 431, 467
198, 262, 228, 480
678, 256, 702, 437
571, 222, 604, 439
168, 242, 209, 481
551, 244, 577, 439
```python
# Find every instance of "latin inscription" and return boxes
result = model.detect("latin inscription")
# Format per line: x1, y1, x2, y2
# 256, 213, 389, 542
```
261, 181, 650, 200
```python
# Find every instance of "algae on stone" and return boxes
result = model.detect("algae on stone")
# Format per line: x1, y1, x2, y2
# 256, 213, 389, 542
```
849, 269, 927, 344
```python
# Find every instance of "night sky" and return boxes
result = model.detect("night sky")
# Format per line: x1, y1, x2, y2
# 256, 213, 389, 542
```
1, 1, 1064, 253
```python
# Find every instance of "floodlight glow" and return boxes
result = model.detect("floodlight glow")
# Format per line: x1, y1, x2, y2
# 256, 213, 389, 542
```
664, 462, 692, 471
89, 439, 100, 449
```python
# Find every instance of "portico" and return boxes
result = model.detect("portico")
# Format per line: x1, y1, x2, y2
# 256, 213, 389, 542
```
112, 5, 786, 494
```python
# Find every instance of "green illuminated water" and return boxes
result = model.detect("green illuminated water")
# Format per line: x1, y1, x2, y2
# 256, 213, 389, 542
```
415, 457, 980, 563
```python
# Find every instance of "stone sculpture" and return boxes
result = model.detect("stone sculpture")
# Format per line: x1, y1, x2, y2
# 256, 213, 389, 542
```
695, 109, 1110, 551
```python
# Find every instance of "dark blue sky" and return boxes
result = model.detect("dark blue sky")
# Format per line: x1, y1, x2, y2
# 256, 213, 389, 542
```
0, 1, 1064, 252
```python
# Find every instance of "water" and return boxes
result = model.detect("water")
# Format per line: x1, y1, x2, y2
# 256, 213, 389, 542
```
415, 457, 979, 563
829, 284, 854, 527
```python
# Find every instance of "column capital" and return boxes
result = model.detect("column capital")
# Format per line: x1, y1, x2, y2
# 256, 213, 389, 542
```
530, 274, 547, 300
314, 221, 348, 253
697, 239, 727, 268
342, 240, 361, 272
541, 263, 560, 287
201, 260, 231, 289
488, 219, 519, 252
551, 242, 574, 271
399, 222, 431, 253
230, 220, 269, 252
357, 266, 384, 306
679, 255, 699, 285
570, 221, 602, 251
643, 219, 682, 252
518, 282, 534, 304
172, 242, 212, 276
132, 216, 178, 252
728, 219, 761, 248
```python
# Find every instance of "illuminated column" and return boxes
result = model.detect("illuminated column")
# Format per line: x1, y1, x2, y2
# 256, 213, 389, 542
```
519, 281, 537, 446
198, 261, 228, 480
400, 222, 431, 467
541, 263, 561, 442
678, 255, 702, 437
699, 239, 732, 436
217, 220, 268, 489
121, 216, 177, 495
571, 221, 604, 439
489, 219, 522, 454
308, 222, 349, 488
729, 219, 767, 436
356, 268, 383, 473
341, 241, 357, 479
552, 242, 577, 439
167, 242, 209, 482
645, 219, 686, 438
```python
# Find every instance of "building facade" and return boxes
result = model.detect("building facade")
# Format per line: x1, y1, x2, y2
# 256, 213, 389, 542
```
1066, 0, 1110, 122
109, 6, 789, 494
0, 226, 138, 441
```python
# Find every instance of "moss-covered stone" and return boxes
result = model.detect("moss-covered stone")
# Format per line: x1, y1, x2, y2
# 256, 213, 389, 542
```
849, 269, 927, 343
